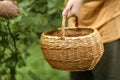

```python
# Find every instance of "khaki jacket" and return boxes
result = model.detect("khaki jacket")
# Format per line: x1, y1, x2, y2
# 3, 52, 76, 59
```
65, 0, 120, 43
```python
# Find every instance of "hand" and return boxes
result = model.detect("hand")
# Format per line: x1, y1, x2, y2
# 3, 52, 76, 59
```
62, 0, 83, 18
0, 1, 20, 19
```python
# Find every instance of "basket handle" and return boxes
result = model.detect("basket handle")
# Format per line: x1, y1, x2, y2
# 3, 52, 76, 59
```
61, 16, 66, 39
61, 16, 78, 39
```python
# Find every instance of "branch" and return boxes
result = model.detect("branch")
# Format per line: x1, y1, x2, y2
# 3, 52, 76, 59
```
7, 19, 17, 51
6, 19, 18, 80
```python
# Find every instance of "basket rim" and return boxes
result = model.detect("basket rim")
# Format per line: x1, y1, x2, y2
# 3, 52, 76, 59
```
41, 27, 99, 39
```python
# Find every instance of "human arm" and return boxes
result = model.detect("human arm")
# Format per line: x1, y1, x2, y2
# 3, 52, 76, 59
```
0, 0, 20, 19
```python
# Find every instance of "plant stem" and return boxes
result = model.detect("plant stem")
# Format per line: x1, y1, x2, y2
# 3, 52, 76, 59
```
7, 19, 18, 80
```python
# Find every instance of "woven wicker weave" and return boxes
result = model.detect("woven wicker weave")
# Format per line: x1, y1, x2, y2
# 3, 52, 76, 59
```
40, 17, 104, 71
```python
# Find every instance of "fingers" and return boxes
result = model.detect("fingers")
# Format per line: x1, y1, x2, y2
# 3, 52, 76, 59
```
62, 1, 73, 18
62, 7, 70, 17
67, 6, 77, 18
62, 0, 83, 18
62, 5, 77, 18
62, 1, 78, 18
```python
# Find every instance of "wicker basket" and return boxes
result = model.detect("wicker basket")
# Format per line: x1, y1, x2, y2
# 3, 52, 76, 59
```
40, 17, 104, 71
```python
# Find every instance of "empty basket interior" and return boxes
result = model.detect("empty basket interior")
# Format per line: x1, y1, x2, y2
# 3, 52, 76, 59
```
45, 28, 94, 37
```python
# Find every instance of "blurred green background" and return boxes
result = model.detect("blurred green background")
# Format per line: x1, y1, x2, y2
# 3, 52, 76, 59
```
16, 45, 69, 80
0, 0, 70, 80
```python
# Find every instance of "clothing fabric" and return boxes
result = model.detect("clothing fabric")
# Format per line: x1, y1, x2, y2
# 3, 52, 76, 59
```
70, 70, 93, 80
64, 0, 120, 80
70, 39, 120, 80
67, 0, 120, 43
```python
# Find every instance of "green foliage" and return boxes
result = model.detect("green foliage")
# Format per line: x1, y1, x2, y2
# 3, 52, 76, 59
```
0, 0, 69, 80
